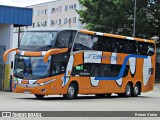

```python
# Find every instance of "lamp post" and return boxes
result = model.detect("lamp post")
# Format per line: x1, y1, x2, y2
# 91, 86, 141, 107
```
68, 18, 71, 28
133, 0, 137, 37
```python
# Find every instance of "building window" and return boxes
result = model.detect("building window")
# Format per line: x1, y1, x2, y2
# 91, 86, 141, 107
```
65, 5, 68, 11
51, 20, 54, 25
59, 19, 61, 25
64, 18, 67, 24
41, 21, 47, 26
37, 22, 40, 27
73, 17, 76, 23
51, 20, 57, 26
69, 5, 74, 10
44, 21, 47, 26
74, 4, 77, 10
51, 8, 55, 13
45, 9, 47, 14
33, 11, 36, 16
33, 23, 35, 28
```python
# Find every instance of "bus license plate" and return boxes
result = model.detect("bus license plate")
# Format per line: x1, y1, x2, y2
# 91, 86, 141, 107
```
24, 90, 30, 94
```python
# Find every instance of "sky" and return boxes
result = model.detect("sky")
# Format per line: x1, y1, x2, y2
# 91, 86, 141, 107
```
0, 0, 55, 7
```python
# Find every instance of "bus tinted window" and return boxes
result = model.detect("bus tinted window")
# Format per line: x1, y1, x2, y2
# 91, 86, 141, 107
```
73, 33, 98, 51
72, 63, 129, 77
50, 52, 69, 76
20, 31, 57, 50
73, 33, 155, 56
55, 31, 71, 48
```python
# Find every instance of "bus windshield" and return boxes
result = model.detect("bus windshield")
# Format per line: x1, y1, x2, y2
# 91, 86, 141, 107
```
19, 31, 57, 50
14, 55, 51, 80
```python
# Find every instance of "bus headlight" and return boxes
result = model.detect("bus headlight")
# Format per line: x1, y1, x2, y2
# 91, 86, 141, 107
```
13, 80, 18, 84
39, 79, 55, 86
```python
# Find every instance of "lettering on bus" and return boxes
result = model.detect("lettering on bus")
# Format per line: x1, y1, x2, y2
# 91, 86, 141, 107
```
84, 54, 122, 61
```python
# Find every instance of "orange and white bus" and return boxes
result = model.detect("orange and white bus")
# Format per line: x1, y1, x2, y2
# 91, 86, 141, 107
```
4, 28, 156, 99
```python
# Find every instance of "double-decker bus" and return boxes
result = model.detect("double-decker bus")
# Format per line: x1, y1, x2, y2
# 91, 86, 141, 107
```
4, 28, 156, 99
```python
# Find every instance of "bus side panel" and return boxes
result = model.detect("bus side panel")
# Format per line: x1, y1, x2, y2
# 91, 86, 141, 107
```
141, 55, 155, 92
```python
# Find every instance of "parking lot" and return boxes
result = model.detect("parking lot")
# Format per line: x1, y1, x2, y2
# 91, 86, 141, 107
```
0, 83, 159, 119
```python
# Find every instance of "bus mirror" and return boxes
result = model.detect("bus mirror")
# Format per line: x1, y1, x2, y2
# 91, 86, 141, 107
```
3, 48, 18, 62
43, 48, 68, 62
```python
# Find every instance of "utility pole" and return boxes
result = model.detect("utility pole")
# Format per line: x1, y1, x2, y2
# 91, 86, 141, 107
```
68, 18, 71, 28
133, 0, 137, 37
18, 27, 21, 47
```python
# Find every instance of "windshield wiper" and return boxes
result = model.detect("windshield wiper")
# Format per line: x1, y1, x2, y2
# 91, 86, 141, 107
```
14, 73, 24, 79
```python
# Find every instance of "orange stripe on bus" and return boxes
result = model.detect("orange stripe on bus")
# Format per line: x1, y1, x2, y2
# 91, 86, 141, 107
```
3, 48, 18, 62
21, 80, 29, 84
44, 48, 68, 62
103, 33, 126, 39
24, 51, 42, 56
79, 30, 95, 35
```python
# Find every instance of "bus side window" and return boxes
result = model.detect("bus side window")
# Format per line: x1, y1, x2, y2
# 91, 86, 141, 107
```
51, 62, 60, 75
137, 43, 143, 55
92, 36, 99, 50
73, 33, 93, 51
96, 37, 105, 51
128, 41, 136, 54
147, 43, 155, 56
107, 40, 114, 52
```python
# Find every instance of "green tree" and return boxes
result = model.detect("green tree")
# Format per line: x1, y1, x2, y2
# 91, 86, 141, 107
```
77, 0, 160, 38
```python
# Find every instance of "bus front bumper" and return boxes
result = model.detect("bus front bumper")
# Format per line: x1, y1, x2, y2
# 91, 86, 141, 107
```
12, 79, 63, 95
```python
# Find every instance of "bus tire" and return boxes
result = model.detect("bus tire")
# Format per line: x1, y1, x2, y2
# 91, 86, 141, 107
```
118, 83, 132, 97
34, 94, 45, 99
132, 84, 141, 97
63, 83, 78, 99
124, 83, 132, 97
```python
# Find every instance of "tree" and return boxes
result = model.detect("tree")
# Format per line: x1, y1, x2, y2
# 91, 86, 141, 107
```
77, 0, 160, 39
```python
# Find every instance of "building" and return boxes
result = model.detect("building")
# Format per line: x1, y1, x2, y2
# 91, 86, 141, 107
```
0, 5, 33, 90
27, 0, 84, 29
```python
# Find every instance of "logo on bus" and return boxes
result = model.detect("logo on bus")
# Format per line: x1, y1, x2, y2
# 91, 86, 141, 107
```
84, 54, 122, 61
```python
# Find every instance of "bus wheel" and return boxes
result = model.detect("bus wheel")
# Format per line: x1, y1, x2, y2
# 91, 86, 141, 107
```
34, 94, 45, 99
124, 83, 132, 97
63, 83, 78, 99
132, 84, 140, 97
118, 83, 132, 97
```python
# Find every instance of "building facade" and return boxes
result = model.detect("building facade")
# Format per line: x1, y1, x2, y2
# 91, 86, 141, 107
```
0, 5, 32, 90
27, 0, 84, 29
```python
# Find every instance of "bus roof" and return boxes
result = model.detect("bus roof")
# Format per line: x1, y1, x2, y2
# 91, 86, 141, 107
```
24, 28, 155, 44
25, 27, 78, 32
79, 30, 155, 44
